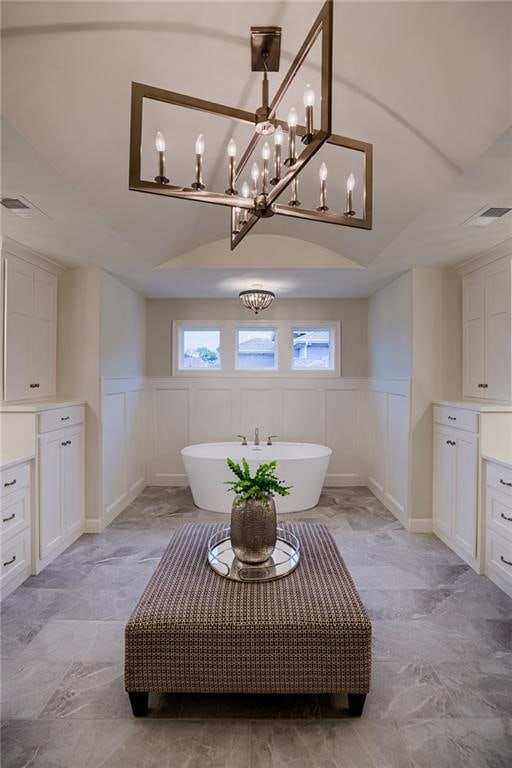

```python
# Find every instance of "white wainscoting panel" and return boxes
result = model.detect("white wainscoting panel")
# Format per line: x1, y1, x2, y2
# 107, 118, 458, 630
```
102, 377, 146, 526
146, 377, 369, 488
367, 378, 410, 525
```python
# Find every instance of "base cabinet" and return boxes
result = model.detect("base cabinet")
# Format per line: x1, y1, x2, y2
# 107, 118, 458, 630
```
433, 415, 478, 568
39, 415, 85, 565
485, 460, 512, 599
0, 460, 33, 599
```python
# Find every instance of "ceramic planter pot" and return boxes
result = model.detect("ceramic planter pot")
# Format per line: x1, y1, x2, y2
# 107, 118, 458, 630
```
230, 494, 277, 564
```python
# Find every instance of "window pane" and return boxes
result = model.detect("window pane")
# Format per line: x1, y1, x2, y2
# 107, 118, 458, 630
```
292, 328, 333, 370
237, 329, 276, 369
181, 329, 221, 369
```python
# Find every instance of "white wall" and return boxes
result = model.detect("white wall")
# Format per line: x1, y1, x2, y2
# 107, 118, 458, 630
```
57, 266, 102, 524
100, 271, 145, 377
368, 271, 413, 379
58, 266, 146, 529
146, 298, 368, 378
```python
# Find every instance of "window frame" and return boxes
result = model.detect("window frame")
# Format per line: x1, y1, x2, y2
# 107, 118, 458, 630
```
235, 325, 279, 372
172, 320, 340, 377
175, 323, 223, 374
290, 324, 337, 373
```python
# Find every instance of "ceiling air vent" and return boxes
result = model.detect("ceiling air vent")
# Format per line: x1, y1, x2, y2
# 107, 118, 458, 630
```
465, 206, 512, 227
1, 195, 50, 219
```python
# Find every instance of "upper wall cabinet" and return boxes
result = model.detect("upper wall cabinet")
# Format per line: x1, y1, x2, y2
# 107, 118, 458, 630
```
463, 258, 511, 402
3, 254, 57, 401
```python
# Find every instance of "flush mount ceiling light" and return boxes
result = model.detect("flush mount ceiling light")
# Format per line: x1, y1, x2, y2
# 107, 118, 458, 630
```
239, 287, 275, 314
129, 0, 372, 250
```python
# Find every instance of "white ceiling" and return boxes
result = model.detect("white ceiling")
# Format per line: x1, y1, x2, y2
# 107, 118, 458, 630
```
1, 0, 511, 298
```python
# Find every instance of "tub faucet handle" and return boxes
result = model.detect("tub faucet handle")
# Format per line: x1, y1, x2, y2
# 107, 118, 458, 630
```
267, 435, 278, 446
237, 435, 248, 446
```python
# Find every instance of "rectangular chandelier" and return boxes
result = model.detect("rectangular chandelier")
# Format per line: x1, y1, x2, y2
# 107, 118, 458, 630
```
128, 0, 373, 251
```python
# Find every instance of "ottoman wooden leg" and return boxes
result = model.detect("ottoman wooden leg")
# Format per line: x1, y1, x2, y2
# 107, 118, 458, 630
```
128, 692, 149, 717
348, 693, 366, 717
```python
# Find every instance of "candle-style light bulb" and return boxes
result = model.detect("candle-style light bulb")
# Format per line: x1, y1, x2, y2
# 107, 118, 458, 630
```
155, 131, 166, 153
288, 177, 301, 207
191, 134, 205, 190
261, 142, 271, 195
285, 108, 298, 166
195, 134, 205, 156
317, 161, 329, 212
154, 131, 169, 184
271, 126, 283, 185
225, 138, 238, 195
303, 85, 315, 108
345, 173, 356, 217
251, 162, 260, 196
240, 181, 251, 224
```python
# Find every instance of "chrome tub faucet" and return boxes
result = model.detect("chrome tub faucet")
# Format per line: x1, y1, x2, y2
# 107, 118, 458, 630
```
254, 428, 260, 446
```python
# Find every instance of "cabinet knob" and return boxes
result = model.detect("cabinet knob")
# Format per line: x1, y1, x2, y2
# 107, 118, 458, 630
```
499, 479, 512, 488
3, 555, 16, 567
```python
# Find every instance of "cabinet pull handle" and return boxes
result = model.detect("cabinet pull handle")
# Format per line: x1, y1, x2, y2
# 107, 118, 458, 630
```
499, 479, 512, 488
29, 383, 40, 389
2, 513, 15, 523
477, 383, 489, 389
447, 416, 457, 421
500, 512, 512, 522
3, 555, 16, 567
60, 440, 72, 447
500, 555, 512, 567
60, 416, 70, 421
446, 440, 456, 446
3, 479, 16, 487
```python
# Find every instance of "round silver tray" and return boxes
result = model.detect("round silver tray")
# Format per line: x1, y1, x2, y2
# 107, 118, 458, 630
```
207, 527, 300, 582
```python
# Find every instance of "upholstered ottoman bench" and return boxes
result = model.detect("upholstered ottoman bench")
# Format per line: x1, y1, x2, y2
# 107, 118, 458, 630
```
125, 522, 371, 716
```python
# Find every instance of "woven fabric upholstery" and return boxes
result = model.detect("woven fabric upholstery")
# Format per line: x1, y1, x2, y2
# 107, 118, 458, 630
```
125, 522, 371, 694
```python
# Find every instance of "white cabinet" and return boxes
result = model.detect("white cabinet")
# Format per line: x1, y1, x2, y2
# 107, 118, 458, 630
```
0, 459, 32, 598
433, 410, 478, 567
39, 418, 85, 564
3, 254, 57, 401
463, 258, 511, 402
484, 459, 512, 599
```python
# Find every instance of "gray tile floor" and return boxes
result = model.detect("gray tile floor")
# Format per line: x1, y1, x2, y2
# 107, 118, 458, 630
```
1, 486, 512, 767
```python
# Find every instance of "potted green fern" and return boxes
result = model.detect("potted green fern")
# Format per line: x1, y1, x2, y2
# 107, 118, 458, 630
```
225, 458, 291, 564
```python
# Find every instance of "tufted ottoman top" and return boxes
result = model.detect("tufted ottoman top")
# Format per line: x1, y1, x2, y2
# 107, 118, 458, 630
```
125, 522, 371, 695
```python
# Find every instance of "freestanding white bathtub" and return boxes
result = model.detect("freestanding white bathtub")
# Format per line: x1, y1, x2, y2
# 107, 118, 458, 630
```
181, 442, 332, 514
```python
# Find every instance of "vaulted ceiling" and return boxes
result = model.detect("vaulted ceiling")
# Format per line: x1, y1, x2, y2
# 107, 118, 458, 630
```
2, 1, 511, 297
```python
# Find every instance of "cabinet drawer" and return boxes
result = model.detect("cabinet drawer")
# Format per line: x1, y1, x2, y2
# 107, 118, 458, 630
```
0, 528, 31, 590
486, 530, 512, 589
433, 406, 478, 433
38, 405, 84, 434
0, 462, 31, 499
0, 486, 30, 542
487, 462, 512, 497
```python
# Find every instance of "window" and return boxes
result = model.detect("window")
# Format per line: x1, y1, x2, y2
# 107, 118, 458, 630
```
236, 328, 277, 370
179, 328, 221, 370
292, 327, 335, 370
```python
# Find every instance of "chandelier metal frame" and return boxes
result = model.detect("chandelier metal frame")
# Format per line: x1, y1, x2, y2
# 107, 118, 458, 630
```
128, 0, 373, 251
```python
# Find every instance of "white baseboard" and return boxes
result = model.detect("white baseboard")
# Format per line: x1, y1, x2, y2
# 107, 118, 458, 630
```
407, 518, 433, 533
148, 474, 188, 487
367, 477, 406, 527
103, 477, 146, 527
84, 519, 102, 534
325, 473, 366, 487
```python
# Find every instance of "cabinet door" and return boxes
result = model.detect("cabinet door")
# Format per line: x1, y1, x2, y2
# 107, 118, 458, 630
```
61, 424, 84, 537
433, 425, 455, 538
463, 272, 485, 399
39, 431, 63, 559
484, 263, 511, 401
32, 268, 57, 399
453, 432, 478, 558
3, 256, 34, 401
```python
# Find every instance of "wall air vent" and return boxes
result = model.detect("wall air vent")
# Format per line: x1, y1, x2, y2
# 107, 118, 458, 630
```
464, 206, 512, 227
1, 195, 51, 219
